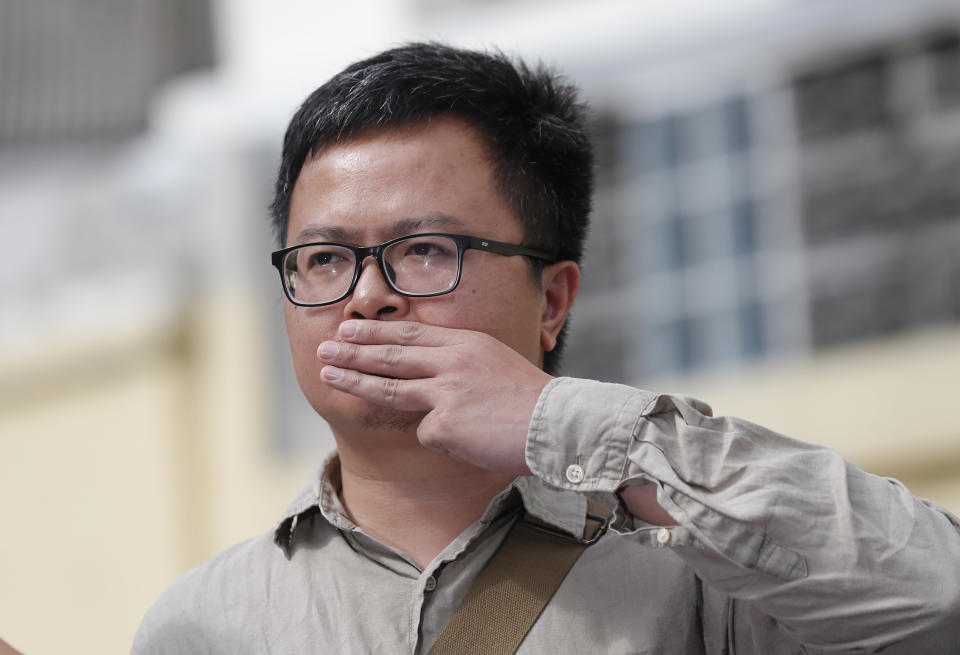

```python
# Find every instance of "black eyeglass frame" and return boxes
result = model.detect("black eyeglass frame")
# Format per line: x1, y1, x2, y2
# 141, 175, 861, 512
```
271, 232, 557, 307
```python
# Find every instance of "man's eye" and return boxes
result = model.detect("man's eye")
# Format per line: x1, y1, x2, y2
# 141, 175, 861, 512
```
411, 243, 437, 256
308, 251, 345, 267
404, 241, 451, 257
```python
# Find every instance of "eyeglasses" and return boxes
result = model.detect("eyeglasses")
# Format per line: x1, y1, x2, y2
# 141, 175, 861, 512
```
271, 232, 556, 307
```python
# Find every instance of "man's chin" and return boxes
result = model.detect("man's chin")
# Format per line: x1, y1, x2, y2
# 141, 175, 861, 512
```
357, 405, 424, 431
319, 396, 424, 431
309, 386, 426, 434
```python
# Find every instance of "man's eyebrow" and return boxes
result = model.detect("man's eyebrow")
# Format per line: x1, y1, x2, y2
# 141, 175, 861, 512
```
294, 214, 467, 245
384, 214, 466, 239
293, 225, 353, 243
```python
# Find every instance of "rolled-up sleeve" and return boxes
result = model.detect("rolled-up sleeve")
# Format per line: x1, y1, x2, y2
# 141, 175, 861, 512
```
526, 377, 960, 653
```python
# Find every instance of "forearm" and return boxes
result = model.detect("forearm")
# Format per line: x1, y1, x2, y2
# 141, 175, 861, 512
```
526, 377, 960, 652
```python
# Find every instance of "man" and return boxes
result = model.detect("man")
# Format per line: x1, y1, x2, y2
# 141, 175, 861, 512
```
133, 43, 960, 653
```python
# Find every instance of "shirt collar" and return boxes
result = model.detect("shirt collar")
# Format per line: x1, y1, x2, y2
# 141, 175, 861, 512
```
273, 452, 591, 557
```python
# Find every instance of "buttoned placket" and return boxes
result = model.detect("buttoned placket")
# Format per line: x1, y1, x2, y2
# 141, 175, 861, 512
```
411, 508, 521, 654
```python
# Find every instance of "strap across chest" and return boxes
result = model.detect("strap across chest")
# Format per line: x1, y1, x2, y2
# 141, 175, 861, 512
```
427, 500, 613, 655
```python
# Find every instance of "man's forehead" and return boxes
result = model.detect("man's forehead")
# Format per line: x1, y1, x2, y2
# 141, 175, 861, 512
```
286, 116, 524, 247
291, 213, 468, 245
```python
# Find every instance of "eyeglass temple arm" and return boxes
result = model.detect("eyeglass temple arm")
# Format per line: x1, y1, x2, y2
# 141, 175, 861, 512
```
467, 237, 557, 263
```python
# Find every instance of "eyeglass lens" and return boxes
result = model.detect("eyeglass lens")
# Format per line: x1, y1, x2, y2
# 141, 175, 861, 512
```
282, 235, 461, 304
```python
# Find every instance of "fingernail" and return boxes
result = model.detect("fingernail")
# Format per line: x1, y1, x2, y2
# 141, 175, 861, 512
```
321, 366, 343, 381
339, 321, 358, 338
318, 341, 339, 360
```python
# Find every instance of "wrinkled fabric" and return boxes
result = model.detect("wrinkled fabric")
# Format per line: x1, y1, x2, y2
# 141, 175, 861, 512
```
133, 378, 960, 654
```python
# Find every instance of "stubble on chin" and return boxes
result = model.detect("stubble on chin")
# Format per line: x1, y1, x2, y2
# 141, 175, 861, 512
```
357, 405, 424, 431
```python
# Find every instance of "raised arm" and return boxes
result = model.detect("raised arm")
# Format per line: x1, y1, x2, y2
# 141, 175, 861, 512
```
528, 378, 960, 653
319, 320, 960, 652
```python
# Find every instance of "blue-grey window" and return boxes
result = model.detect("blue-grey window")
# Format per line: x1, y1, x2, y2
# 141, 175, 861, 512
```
738, 302, 766, 357
930, 33, 960, 109
731, 200, 758, 256
661, 318, 694, 371
625, 116, 678, 174
724, 97, 751, 152
647, 214, 689, 271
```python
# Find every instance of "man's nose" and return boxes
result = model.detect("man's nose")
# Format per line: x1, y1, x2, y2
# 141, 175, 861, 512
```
342, 257, 408, 319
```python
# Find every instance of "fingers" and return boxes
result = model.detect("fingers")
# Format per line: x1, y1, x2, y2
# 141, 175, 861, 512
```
318, 321, 467, 411
337, 319, 459, 346
320, 365, 430, 412
317, 340, 437, 379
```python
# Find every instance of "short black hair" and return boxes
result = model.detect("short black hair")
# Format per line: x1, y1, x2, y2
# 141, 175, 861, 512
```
270, 42, 594, 373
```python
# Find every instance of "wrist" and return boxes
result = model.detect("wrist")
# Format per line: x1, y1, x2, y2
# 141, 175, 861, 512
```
618, 482, 678, 526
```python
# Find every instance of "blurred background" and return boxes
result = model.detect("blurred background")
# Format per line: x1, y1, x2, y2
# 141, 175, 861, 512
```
2, 0, 959, 651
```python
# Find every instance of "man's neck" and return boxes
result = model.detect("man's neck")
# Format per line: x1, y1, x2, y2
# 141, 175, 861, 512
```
335, 435, 516, 569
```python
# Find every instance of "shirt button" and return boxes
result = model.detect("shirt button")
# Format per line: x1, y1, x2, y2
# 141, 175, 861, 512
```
656, 527, 672, 545
424, 575, 437, 592
565, 464, 585, 484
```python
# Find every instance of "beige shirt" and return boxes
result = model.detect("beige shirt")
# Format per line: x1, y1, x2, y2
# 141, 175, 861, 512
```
132, 378, 960, 653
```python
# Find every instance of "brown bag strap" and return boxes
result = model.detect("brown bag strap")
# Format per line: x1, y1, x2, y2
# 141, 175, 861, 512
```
427, 500, 612, 655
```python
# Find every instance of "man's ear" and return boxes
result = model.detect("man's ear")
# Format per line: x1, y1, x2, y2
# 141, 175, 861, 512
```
539, 261, 580, 352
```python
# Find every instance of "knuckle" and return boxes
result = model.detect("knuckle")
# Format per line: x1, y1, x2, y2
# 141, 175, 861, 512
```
399, 322, 423, 343
384, 344, 403, 368
473, 331, 496, 349
464, 329, 484, 343
341, 342, 359, 365
429, 408, 453, 432
382, 376, 400, 402
448, 348, 473, 371
438, 375, 462, 393
342, 370, 361, 391
418, 424, 441, 449
420, 411, 456, 450
364, 322, 381, 342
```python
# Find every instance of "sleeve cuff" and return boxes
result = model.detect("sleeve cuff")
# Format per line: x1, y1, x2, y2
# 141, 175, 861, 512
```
526, 377, 658, 493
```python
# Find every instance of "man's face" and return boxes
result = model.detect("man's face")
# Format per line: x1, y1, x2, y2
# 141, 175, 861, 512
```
284, 117, 551, 435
